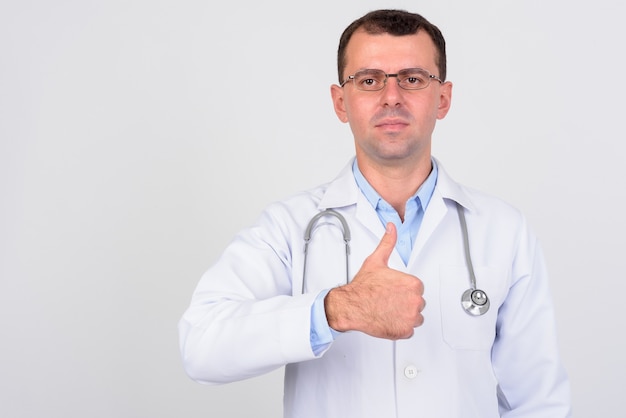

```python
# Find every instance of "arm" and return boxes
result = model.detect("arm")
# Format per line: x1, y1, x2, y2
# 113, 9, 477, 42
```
179, 210, 427, 384
492, 221, 571, 417
178, 206, 319, 385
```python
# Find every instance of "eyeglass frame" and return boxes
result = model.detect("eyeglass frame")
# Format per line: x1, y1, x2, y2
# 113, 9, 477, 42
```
340, 68, 443, 91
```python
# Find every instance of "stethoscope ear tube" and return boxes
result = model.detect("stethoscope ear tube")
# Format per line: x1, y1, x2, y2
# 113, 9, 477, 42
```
457, 205, 490, 316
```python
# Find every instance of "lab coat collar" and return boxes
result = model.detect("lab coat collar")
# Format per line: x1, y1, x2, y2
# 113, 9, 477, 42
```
318, 156, 477, 213
433, 157, 477, 213
317, 158, 360, 210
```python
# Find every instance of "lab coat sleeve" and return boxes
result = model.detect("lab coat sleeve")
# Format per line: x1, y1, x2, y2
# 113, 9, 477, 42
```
492, 217, 571, 417
178, 201, 323, 385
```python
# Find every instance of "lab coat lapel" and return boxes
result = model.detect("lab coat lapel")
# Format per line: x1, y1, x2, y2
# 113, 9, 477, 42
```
317, 159, 359, 210
318, 158, 403, 266
412, 189, 448, 257
410, 160, 476, 261
317, 157, 384, 241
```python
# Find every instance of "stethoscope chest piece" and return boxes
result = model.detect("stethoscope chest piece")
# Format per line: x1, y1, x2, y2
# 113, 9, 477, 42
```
461, 288, 490, 316
457, 204, 490, 317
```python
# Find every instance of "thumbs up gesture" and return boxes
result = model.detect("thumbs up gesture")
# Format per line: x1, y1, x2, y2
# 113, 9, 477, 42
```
324, 223, 425, 340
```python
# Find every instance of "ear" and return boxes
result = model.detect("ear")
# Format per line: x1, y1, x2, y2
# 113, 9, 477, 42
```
330, 84, 349, 123
436, 81, 453, 120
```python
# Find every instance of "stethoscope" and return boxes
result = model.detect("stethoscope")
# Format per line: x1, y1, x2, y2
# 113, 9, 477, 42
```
302, 205, 490, 316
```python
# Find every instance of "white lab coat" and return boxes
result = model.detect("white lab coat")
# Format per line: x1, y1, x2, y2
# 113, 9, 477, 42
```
179, 158, 571, 418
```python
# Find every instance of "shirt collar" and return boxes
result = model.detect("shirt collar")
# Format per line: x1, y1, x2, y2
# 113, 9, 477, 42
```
351, 159, 439, 212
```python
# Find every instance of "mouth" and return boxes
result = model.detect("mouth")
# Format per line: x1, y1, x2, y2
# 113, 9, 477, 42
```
375, 119, 409, 131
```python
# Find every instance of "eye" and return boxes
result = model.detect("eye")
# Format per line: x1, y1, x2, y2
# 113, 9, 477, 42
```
353, 70, 386, 90
360, 78, 378, 87
401, 74, 426, 86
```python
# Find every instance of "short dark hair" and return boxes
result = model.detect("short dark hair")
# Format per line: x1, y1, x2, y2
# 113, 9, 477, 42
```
337, 9, 447, 83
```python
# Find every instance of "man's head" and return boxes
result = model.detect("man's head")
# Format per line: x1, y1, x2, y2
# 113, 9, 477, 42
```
330, 10, 452, 168
337, 9, 447, 84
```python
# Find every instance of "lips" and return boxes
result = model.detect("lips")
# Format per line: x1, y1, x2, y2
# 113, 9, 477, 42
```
375, 119, 409, 129
376, 118, 408, 126
372, 108, 412, 128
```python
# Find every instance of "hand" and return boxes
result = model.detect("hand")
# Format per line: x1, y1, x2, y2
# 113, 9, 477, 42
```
324, 222, 425, 340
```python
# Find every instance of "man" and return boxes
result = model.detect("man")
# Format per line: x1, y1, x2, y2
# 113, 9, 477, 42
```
179, 9, 571, 417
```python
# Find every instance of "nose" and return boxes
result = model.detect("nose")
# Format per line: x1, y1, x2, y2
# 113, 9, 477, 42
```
380, 75, 403, 107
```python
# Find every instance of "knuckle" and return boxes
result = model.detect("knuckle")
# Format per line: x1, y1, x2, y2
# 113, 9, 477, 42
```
403, 327, 415, 339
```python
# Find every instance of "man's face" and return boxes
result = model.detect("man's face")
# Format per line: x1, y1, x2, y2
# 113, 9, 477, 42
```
331, 29, 452, 167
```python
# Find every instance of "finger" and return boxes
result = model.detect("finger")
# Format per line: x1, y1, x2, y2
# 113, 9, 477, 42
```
414, 313, 424, 328
415, 298, 426, 327
368, 222, 397, 266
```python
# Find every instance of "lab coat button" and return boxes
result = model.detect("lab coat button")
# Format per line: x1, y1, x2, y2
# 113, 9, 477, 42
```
403, 365, 419, 379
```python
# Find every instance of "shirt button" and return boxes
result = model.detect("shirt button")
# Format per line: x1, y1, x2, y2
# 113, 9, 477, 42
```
404, 365, 419, 379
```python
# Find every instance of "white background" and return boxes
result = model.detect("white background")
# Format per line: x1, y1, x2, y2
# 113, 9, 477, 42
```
1, 0, 624, 416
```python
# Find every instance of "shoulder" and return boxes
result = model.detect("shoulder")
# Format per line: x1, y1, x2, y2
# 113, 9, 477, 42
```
261, 159, 357, 223
436, 160, 524, 224
460, 183, 523, 221
253, 182, 332, 236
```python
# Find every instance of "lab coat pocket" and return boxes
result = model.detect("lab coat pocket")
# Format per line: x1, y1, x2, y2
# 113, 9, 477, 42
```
439, 264, 507, 350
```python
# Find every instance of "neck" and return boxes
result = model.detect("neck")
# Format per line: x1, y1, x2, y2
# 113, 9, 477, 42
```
356, 154, 433, 220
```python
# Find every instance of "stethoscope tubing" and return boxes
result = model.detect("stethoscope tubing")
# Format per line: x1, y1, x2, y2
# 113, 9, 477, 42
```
302, 209, 351, 295
302, 205, 489, 316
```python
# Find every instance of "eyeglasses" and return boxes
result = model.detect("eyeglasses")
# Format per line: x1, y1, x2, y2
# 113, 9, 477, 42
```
340, 68, 443, 91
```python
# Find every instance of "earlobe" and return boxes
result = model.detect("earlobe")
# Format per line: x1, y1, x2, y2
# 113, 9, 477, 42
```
330, 84, 349, 123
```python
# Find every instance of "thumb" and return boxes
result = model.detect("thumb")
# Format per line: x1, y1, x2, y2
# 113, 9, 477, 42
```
368, 222, 397, 266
